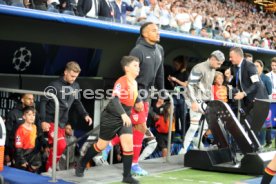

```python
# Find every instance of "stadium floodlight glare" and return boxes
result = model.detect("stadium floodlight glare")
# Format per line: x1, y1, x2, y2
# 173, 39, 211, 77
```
254, 0, 276, 12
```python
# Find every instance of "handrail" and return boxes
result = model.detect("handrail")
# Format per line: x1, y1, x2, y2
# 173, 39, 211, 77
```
0, 88, 59, 182
165, 91, 174, 162
66, 125, 99, 148
65, 125, 100, 170
64, 91, 174, 166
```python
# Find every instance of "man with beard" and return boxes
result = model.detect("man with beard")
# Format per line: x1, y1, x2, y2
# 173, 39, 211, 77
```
5, 93, 46, 167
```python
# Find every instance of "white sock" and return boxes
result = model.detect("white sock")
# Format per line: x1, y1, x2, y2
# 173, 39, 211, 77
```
132, 163, 138, 166
139, 139, 157, 161
183, 124, 198, 154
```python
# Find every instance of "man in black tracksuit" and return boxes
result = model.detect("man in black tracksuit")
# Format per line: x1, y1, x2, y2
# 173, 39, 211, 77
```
128, 22, 165, 175
40, 61, 92, 171
40, 78, 88, 128
131, 37, 165, 99
5, 93, 46, 167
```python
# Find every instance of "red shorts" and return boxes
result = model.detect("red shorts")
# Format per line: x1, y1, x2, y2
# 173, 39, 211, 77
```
130, 102, 149, 125
48, 123, 66, 145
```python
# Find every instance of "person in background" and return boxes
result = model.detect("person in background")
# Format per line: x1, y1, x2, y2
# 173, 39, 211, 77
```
14, 106, 41, 173
154, 101, 175, 157
5, 93, 46, 167
58, 123, 77, 170
77, 0, 113, 20
167, 55, 189, 140
254, 60, 272, 148
224, 67, 233, 85
110, 0, 135, 24
212, 71, 228, 103
244, 53, 253, 62
266, 57, 276, 99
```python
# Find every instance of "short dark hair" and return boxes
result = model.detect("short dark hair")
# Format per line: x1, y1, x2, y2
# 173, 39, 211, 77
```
244, 53, 253, 58
120, 56, 139, 71
23, 106, 36, 114
20, 93, 33, 99
172, 55, 188, 69
230, 47, 244, 57
253, 39, 259, 43
254, 59, 264, 68
271, 57, 276, 64
140, 22, 154, 38
65, 122, 72, 127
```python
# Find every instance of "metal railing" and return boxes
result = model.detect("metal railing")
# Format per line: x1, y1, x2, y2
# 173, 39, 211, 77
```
65, 125, 100, 170
0, 88, 59, 182
62, 91, 175, 171
63, 91, 175, 166
165, 91, 174, 162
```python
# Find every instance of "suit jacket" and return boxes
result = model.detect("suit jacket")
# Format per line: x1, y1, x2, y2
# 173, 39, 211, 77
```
77, 0, 93, 17
99, 0, 113, 19
260, 73, 272, 95
231, 59, 263, 106
77, 0, 112, 18
111, 1, 134, 23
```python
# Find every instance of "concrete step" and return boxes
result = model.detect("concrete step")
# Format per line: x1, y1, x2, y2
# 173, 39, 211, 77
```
43, 154, 185, 184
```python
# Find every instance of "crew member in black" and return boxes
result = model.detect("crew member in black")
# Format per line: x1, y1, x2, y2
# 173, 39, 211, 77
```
40, 61, 92, 171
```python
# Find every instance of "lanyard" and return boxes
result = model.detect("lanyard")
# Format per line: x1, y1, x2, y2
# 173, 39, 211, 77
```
271, 73, 275, 90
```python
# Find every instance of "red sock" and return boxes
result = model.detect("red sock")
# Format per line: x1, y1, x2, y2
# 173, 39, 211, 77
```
132, 129, 144, 164
111, 135, 120, 146
46, 138, 67, 171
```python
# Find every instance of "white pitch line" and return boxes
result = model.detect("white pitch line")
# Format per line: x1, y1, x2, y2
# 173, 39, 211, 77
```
183, 179, 194, 182
169, 177, 177, 180
153, 175, 162, 178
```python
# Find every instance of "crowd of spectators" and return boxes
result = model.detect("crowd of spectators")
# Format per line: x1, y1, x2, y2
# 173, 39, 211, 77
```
125, 0, 276, 50
0, 0, 275, 50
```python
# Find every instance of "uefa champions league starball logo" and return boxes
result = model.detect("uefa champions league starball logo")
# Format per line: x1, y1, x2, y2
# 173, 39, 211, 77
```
12, 47, 32, 71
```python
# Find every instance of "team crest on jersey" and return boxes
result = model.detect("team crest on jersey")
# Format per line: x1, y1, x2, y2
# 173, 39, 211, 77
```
132, 114, 139, 122
114, 83, 121, 95
15, 136, 21, 146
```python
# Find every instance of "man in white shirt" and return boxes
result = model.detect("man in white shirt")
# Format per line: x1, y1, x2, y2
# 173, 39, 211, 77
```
266, 57, 276, 149
266, 57, 276, 99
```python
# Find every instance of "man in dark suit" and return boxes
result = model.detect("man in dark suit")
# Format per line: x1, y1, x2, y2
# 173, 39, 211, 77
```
229, 47, 268, 150
229, 47, 262, 113
77, 0, 113, 20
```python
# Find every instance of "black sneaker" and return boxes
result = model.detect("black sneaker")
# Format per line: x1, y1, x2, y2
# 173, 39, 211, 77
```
75, 161, 85, 177
122, 176, 140, 184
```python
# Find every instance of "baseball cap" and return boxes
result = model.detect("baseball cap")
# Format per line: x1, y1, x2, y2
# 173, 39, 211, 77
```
210, 50, 225, 63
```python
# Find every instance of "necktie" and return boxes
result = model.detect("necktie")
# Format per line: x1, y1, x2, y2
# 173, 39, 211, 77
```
235, 66, 240, 87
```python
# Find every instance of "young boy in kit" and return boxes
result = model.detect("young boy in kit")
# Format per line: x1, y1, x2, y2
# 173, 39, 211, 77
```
75, 56, 140, 184
14, 106, 41, 172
